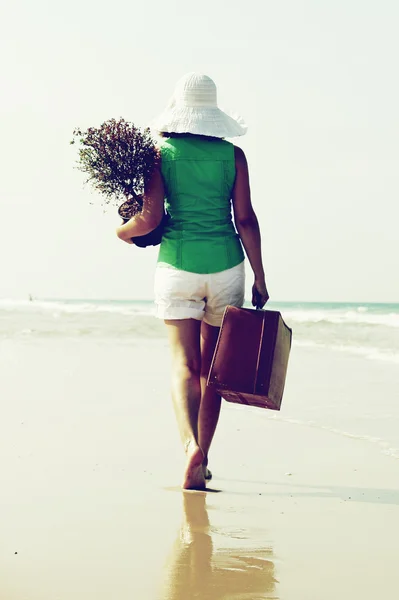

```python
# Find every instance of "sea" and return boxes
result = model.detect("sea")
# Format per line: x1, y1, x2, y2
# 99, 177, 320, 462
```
1, 298, 398, 459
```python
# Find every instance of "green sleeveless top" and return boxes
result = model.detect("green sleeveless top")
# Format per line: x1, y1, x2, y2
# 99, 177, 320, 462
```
158, 136, 244, 274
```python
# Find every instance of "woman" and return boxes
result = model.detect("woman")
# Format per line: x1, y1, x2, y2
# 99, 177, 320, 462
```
116, 73, 269, 490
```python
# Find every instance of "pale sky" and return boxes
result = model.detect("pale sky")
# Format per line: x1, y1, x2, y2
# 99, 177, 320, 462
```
1, 0, 398, 302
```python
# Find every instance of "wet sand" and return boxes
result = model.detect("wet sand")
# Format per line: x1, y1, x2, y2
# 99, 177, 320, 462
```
1, 339, 399, 599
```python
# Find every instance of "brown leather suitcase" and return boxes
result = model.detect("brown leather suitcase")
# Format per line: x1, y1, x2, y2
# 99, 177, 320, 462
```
207, 306, 292, 410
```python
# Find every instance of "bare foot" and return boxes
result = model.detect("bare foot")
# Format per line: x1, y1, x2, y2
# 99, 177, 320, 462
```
183, 442, 206, 490
202, 456, 212, 480
203, 466, 212, 481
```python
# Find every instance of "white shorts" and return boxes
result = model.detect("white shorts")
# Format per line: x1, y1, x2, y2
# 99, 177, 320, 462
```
154, 261, 245, 327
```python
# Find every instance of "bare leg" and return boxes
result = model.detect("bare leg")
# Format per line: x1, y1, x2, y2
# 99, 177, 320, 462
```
198, 322, 222, 473
165, 319, 205, 490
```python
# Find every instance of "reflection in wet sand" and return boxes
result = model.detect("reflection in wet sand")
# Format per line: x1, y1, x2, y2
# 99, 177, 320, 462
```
160, 493, 277, 600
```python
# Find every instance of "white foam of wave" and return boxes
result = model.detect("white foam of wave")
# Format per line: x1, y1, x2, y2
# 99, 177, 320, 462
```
284, 309, 399, 328
294, 339, 399, 364
278, 417, 399, 459
2, 300, 398, 328
0, 298, 156, 317
227, 404, 399, 460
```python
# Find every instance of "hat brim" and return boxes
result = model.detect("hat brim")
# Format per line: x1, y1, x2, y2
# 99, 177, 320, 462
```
150, 106, 247, 138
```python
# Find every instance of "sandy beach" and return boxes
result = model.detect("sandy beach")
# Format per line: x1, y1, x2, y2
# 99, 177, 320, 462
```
1, 337, 399, 600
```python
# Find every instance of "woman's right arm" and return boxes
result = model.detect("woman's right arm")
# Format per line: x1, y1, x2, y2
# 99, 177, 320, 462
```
232, 146, 269, 308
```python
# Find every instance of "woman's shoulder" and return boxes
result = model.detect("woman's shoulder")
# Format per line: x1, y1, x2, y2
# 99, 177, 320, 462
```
157, 139, 186, 166
233, 144, 247, 165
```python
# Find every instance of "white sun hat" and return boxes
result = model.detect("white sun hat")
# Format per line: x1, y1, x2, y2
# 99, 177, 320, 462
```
150, 72, 247, 138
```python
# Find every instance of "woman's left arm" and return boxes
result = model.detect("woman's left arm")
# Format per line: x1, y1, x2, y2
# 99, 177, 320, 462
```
116, 165, 165, 243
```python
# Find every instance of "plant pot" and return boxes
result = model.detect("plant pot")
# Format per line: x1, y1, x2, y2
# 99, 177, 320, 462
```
118, 200, 168, 248
118, 198, 142, 220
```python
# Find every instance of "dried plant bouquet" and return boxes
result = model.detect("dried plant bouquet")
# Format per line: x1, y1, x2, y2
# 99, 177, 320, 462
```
71, 118, 163, 246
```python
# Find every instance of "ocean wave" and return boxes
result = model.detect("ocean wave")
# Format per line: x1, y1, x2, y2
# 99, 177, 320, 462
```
226, 404, 399, 460
2, 299, 398, 328
0, 298, 155, 317
1, 300, 398, 357
293, 340, 399, 364
284, 309, 399, 329
267, 413, 399, 460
